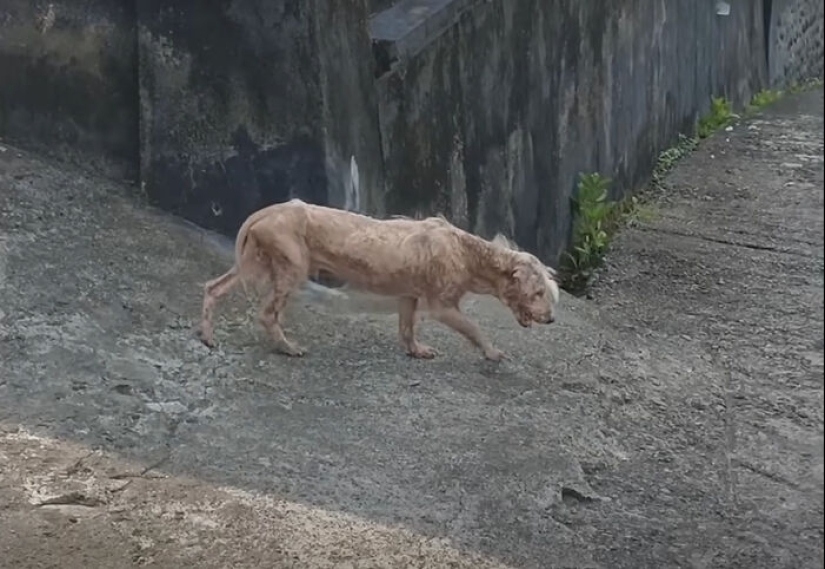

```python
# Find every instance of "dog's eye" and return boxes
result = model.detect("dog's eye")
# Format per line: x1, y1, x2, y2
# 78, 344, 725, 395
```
534, 290, 544, 299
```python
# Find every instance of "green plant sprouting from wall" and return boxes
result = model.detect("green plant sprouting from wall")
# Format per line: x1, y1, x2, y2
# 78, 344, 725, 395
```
747, 88, 783, 111
695, 96, 734, 138
650, 133, 698, 191
743, 80, 823, 115
562, 134, 698, 293
563, 172, 615, 290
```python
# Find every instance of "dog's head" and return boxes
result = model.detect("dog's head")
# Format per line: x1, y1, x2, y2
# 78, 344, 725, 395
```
493, 235, 560, 327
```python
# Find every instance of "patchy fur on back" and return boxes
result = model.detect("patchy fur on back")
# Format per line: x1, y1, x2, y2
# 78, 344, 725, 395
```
197, 199, 560, 361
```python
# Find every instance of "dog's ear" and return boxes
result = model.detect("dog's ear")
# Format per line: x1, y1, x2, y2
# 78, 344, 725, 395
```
510, 262, 531, 284
548, 278, 560, 304
492, 233, 519, 251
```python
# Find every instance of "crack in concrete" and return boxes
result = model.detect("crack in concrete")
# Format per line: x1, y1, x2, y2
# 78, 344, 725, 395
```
733, 459, 805, 492
635, 225, 816, 258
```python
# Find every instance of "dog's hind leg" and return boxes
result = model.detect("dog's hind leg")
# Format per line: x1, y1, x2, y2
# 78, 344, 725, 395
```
198, 268, 241, 348
430, 305, 506, 361
398, 297, 437, 359
259, 267, 306, 357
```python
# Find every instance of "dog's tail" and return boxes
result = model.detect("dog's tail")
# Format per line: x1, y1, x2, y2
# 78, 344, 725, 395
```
231, 207, 274, 300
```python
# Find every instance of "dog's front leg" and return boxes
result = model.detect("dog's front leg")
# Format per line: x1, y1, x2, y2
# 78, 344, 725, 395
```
398, 297, 437, 359
431, 306, 506, 361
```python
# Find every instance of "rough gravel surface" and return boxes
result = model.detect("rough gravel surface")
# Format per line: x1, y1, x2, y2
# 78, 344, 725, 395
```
0, 87, 822, 568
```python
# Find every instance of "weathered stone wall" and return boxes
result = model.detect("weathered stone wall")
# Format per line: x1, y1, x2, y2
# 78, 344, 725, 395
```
1, 0, 822, 260
313, 0, 386, 218
137, 0, 383, 236
368, 0, 399, 16
372, 0, 771, 261
0, 1, 138, 178
768, 0, 825, 87
0, 0, 381, 237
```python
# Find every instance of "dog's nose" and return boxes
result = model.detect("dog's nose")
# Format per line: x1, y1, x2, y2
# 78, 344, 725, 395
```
544, 315, 555, 324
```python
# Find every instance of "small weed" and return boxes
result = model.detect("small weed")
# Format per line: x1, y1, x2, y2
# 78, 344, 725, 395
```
562, 172, 616, 291
561, 134, 698, 294
619, 198, 658, 226
650, 133, 698, 192
695, 96, 733, 138
748, 88, 783, 111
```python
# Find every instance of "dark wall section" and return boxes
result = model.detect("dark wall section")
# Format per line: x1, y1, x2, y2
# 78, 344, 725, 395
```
767, 0, 824, 86
373, 0, 770, 262
375, 24, 468, 224
136, 0, 382, 237
367, 0, 399, 16
136, 0, 327, 236
0, 1, 138, 178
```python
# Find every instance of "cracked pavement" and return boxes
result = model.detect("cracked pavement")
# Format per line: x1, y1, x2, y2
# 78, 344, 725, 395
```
0, 87, 823, 568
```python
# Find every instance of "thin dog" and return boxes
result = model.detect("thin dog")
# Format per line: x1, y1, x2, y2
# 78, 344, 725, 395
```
197, 199, 559, 361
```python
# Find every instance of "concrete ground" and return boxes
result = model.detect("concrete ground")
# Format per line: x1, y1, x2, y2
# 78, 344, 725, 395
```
0, 87, 822, 569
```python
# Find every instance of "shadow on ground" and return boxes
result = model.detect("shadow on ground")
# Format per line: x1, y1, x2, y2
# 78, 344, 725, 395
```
0, 88, 823, 568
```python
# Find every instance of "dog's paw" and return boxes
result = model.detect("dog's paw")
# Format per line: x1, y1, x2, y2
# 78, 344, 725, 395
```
279, 343, 307, 357
483, 348, 507, 362
407, 343, 438, 359
196, 327, 216, 348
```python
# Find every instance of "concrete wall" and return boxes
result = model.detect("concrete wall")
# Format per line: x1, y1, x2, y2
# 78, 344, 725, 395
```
0, 1, 138, 178
314, 0, 386, 218
137, 0, 383, 236
368, 0, 400, 16
767, 0, 825, 87
372, 0, 771, 261
0, 0, 822, 261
